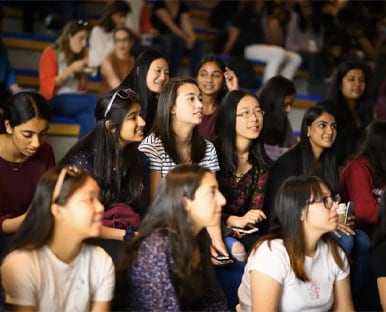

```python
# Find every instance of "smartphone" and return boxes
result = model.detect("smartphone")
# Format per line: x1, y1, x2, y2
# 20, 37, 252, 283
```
213, 255, 234, 265
344, 201, 354, 224
230, 226, 259, 234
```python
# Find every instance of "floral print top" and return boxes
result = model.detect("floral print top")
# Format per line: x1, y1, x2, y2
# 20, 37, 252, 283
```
217, 165, 269, 222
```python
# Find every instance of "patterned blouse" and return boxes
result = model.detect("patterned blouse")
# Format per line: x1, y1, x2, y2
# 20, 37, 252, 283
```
129, 232, 229, 311
217, 165, 269, 222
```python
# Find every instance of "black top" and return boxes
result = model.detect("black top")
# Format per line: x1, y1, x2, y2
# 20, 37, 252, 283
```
151, 0, 190, 35
230, 11, 266, 56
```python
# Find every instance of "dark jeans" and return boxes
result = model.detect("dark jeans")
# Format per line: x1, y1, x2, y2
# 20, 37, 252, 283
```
332, 229, 370, 297
154, 34, 203, 77
50, 93, 97, 138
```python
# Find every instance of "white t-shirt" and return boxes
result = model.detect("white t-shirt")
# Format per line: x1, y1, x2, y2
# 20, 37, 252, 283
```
88, 26, 114, 67
1, 245, 115, 311
138, 132, 220, 177
237, 239, 349, 312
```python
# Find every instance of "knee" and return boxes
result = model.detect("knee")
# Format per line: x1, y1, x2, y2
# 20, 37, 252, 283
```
355, 230, 371, 252
231, 241, 247, 262
336, 232, 355, 254
287, 51, 302, 67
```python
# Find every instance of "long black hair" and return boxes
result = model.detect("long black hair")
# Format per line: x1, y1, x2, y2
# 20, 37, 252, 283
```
215, 89, 272, 174
326, 60, 373, 128
152, 77, 206, 164
297, 106, 339, 193
372, 191, 386, 247
60, 89, 147, 213
115, 164, 217, 310
257, 75, 296, 146
352, 120, 386, 187
0, 91, 52, 133
255, 175, 346, 281
8, 166, 89, 252
120, 49, 169, 135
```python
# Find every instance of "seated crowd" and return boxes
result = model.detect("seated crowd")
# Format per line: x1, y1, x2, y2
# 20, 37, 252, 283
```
1, 0, 386, 311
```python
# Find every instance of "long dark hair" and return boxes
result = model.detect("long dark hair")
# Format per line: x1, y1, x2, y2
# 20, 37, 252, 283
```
8, 166, 89, 252
257, 76, 296, 146
120, 49, 169, 135
294, 0, 322, 34
254, 175, 346, 281
99, 0, 131, 32
60, 89, 146, 212
352, 120, 386, 187
296, 106, 339, 193
115, 164, 216, 309
0, 91, 52, 133
326, 60, 373, 127
152, 77, 206, 164
215, 89, 272, 174
372, 191, 386, 247
195, 54, 227, 103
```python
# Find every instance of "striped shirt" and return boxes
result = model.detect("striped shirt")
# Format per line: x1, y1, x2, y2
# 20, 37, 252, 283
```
138, 133, 220, 177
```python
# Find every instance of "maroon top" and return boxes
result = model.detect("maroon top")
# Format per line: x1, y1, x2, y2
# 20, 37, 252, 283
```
198, 109, 218, 142
0, 142, 55, 234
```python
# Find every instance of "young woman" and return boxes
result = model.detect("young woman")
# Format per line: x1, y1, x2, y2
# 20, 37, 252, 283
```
222, 0, 302, 83
39, 20, 97, 138
265, 105, 370, 297
214, 89, 272, 309
237, 175, 353, 311
114, 164, 228, 311
1, 166, 115, 311
340, 120, 386, 237
0, 91, 55, 259
215, 89, 272, 252
120, 49, 170, 135
99, 27, 135, 95
88, 0, 131, 68
60, 88, 149, 241
285, 0, 325, 70
257, 75, 298, 161
318, 60, 373, 166
196, 54, 238, 141
150, 0, 203, 76
138, 77, 227, 259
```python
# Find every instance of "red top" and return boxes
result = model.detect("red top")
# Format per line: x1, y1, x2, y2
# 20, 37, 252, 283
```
0, 142, 55, 234
340, 156, 385, 227
39, 46, 58, 100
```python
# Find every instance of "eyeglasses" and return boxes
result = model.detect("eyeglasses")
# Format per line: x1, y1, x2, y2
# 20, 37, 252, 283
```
52, 166, 82, 204
104, 88, 136, 118
306, 194, 341, 210
235, 108, 265, 119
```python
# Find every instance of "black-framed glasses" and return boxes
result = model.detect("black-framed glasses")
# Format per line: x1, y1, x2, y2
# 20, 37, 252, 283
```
235, 108, 265, 119
52, 166, 82, 204
104, 88, 136, 118
306, 194, 341, 210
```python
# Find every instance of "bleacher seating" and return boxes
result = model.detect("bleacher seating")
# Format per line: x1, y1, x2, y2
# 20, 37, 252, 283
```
1, 0, 317, 138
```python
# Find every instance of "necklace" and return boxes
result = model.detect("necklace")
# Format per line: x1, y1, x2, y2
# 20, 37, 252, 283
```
234, 173, 244, 183
0, 138, 25, 171
8, 161, 24, 171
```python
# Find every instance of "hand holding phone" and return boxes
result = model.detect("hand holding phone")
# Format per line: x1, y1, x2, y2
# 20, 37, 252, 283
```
344, 202, 354, 224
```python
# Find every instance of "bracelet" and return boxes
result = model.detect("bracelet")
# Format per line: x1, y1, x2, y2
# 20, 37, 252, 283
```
123, 225, 136, 241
